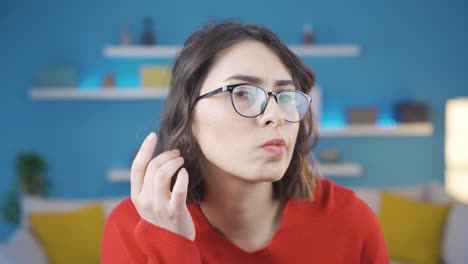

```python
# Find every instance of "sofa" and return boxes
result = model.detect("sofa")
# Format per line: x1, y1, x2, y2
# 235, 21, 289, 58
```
354, 181, 468, 264
0, 195, 126, 264
0, 181, 466, 264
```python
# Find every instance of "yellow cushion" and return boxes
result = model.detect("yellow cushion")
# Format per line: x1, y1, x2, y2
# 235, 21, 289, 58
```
378, 192, 451, 264
28, 203, 106, 264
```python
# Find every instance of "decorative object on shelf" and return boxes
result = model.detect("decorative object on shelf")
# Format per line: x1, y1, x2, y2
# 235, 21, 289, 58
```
445, 97, 468, 203
37, 66, 79, 87
141, 16, 156, 45
140, 65, 171, 88
121, 21, 132, 45
102, 72, 116, 88
393, 101, 429, 123
346, 106, 378, 125
302, 23, 314, 45
318, 149, 341, 164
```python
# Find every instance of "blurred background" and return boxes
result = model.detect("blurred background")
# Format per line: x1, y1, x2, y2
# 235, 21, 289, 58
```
0, 0, 467, 262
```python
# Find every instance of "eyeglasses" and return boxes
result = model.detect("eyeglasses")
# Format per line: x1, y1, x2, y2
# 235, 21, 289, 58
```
194, 83, 312, 123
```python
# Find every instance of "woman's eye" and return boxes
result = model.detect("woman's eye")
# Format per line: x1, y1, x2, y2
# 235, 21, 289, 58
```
280, 94, 294, 103
234, 90, 257, 104
234, 91, 247, 97
234, 91, 253, 99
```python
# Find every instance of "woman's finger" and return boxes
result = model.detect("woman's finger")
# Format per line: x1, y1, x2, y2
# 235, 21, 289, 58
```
144, 149, 181, 185
140, 149, 181, 199
153, 157, 185, 202
131, 132, 157, 198
170, 168, 189, 211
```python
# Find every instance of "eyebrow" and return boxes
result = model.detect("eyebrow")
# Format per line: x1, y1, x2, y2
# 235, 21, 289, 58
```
224, 74, 294, 87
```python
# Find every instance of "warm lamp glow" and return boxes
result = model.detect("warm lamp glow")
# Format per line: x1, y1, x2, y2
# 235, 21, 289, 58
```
446, 170, 468, 203
445, 97, 468, 203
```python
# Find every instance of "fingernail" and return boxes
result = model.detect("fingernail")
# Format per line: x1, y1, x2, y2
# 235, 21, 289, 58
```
173, 149, 180, 155
146, 132, 155, 142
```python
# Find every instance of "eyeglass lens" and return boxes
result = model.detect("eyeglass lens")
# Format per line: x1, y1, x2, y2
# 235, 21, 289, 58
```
231, 85, 309, 122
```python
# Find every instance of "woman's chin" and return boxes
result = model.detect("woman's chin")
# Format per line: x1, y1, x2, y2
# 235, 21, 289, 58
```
239, 173, 285, 183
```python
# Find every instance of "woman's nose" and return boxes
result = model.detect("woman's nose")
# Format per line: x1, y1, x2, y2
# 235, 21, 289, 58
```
257, 96, 286, 127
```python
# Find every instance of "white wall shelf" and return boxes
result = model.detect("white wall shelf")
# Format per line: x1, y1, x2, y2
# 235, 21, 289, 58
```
319, 123, 434, 137
108, 169, 132, 182
104, 44, 362, 58
104, 46, 180, 58
289, 45, 361, 57
320, 163, 362, 177
107, 163, 362, 182
29, 88, 433, 137
29, 87, 169, 100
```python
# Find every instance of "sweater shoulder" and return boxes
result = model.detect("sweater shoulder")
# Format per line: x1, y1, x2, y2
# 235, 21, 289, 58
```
285, 178, 370, 224
315, 178, 357, 208
105, 197, 140, 228
314, 178, 379, 226
310, 178, 359, 214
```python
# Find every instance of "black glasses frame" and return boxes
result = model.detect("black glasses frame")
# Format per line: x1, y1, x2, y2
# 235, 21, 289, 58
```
194, 83, 312, 122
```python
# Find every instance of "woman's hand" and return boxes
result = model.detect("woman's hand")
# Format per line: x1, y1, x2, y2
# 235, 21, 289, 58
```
130, 132, 196, 241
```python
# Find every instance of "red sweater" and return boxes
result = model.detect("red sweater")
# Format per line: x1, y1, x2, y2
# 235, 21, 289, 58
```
101, 179, 389, 263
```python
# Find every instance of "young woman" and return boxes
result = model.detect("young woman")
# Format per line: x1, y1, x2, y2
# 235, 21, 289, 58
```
101, 21, 389, 264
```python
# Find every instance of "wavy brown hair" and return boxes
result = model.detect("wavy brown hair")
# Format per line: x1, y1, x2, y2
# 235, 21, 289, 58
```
155, 20, 320, 204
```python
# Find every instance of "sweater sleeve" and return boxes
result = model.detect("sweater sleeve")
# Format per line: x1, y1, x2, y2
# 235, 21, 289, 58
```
101, 216, 202, 264
359, 203, 390, 264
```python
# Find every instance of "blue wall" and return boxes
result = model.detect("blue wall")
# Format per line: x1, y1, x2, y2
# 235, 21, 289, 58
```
1, 0, 467, 241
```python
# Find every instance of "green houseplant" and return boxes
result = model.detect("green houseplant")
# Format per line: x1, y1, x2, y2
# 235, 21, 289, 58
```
16, 152, 52, 196
1, 186, 21, 227
1, 152, 52, 227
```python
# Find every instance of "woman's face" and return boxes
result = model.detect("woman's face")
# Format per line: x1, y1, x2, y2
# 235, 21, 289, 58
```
192, 40, 300, 183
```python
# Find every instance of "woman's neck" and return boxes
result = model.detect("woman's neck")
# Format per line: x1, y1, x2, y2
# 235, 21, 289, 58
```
199, 168, 285, 252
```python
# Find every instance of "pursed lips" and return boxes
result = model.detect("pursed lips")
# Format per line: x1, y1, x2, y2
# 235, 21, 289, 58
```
260, 138, 286, 147
260, 138, 287, 154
